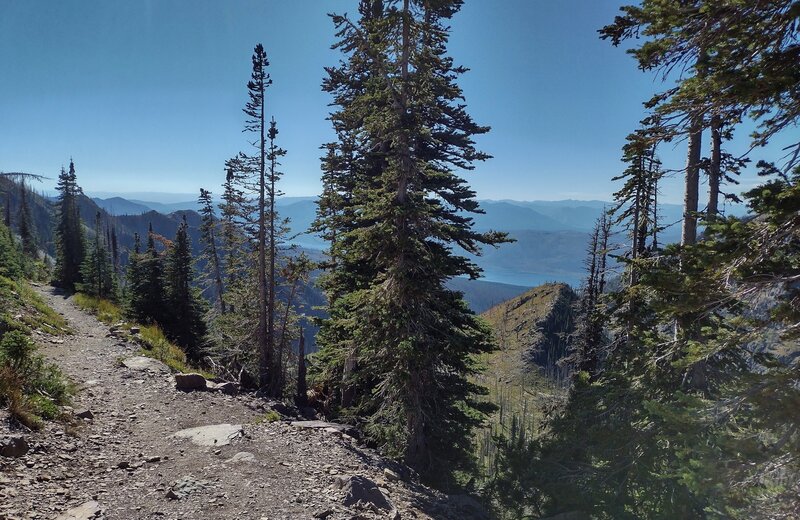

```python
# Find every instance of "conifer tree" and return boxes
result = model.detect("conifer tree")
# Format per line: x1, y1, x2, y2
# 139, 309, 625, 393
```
79, 211, 115, 299
163, 216, 207, 357
611, 122, 662, 281
219, 161, 247, 301
128, 224, 165, 324
110, 224, 119, 275
243, 43, 273, 392
314, 0, 509, 483
198, 188, 226, 313
16, 179, 36, 258
126, 233, 145, 315
0, 219, 22, 279
54, 160, 86, 292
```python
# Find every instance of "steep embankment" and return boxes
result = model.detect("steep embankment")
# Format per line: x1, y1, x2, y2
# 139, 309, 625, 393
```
474, 283, 576, 469
0, 285, 487, 520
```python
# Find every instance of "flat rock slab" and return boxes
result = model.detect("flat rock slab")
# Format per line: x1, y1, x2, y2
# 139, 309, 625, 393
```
173, 424, 243, 447
291, 420, 358, 438
55, 501, 101, 520
122, 356, 169, 373
226, 451, 256, 463
291, 420, 351, 432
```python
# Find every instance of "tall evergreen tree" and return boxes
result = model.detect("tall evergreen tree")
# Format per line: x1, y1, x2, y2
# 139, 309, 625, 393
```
53, 160, 86, 292
16, 179, 36, 258
0, 218, 22, 279
198, 188, 226, 313
243, 43, 273, 392
128, 224, 165, 325
314, 0, 509, 484
163, 216, 207, 357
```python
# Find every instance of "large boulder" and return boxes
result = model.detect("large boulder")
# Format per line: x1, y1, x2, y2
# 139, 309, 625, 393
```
341, 475, 394, 511
174, 373, 207, 391
0, 435, 28, 458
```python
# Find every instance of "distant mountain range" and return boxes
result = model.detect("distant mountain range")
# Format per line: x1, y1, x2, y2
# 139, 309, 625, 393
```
87, 192, 718, 287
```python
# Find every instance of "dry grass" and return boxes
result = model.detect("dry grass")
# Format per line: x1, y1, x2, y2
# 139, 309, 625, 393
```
74, 294, 214, 378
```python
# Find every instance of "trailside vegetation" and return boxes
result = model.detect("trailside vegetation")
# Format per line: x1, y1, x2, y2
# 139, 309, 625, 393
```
488, 1, 800, 518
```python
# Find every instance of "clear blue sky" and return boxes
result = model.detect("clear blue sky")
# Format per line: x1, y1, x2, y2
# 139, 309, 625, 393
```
0, 1, 785, 204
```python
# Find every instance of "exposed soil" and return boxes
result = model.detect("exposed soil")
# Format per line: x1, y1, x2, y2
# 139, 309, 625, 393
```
0, 286, 485, 520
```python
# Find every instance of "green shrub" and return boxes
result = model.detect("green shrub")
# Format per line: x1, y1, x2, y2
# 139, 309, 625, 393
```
0, 329, 71, 428
0, 330, 36, 370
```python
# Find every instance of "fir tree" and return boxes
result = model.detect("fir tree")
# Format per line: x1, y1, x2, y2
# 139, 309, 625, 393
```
128, 224, 165, 325
198, 188, 226, 313
53, 160, 86, 292
16, 179, 36, 258
0, 218, 22, 279
163, 216, 207, 358
79, 211, 115, 299
314, 0, 510, 484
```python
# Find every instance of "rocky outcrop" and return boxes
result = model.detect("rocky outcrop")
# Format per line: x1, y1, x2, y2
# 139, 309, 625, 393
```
482, 282, 576, 377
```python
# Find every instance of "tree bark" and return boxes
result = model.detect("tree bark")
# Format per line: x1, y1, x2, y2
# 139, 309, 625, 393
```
681, 115, 702, 246
295, 326, 307, 407
708, 114, 722, 218
258, 79, 270, 391
267, 120, 278, 397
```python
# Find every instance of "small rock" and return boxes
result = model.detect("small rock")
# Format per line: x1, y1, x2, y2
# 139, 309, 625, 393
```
175, 373, 207, 391
117, 461, 129, 469
383, 468, 401, 482
341, 476, 394, 511
129, 326, 140, 334
76, 409, 94, 420
217, 381, 238, 395
165, 475, 209, 500
313, 509, 334, 519
0, 436, 28, 458
226, 451, 256, 463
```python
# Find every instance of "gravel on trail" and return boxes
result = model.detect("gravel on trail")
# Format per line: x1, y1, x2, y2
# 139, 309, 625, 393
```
0, 286, 485, 520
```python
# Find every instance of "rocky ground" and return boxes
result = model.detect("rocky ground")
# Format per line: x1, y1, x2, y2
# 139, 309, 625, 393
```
0, 287, 488, 520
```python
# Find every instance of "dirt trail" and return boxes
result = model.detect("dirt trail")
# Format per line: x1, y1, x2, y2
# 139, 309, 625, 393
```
0, 287, 474, 520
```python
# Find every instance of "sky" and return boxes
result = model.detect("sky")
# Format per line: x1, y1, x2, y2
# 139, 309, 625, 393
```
0, 1, 792, 204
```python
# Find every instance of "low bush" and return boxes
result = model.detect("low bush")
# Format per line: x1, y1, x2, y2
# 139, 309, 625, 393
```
0, 330, 71, 429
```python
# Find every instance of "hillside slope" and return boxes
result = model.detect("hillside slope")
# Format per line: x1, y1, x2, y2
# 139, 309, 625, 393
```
474, 283, 576, 469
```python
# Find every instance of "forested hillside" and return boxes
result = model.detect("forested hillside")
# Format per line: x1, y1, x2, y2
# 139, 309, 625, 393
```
474, 283, 576, 473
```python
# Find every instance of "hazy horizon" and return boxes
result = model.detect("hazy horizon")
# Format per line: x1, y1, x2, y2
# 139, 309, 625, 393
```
3, 1, 792, 208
